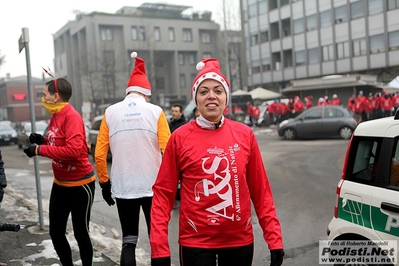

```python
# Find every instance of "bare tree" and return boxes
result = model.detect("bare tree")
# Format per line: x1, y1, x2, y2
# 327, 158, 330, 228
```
0, 51, 5, 68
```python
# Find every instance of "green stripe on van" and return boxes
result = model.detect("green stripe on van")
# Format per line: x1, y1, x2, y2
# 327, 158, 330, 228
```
337, 198, 399, 237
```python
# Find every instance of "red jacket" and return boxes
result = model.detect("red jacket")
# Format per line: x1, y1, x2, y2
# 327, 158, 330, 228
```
380, 96, 394, 111
370, 97, 380, 110
39, 104, 94, 186
150, 119, 283, 258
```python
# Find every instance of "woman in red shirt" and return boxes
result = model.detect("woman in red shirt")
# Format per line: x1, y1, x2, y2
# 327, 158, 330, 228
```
150, 58, 284, 266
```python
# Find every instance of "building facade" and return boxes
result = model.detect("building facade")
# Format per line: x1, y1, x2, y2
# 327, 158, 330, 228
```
53, 3, 232, 119
241, 0, 399, 95
0, 75, 51, 122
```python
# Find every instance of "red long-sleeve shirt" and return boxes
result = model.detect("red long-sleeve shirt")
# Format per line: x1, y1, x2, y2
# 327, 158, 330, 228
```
39, 104, 95, 187
150, 119, 283, 258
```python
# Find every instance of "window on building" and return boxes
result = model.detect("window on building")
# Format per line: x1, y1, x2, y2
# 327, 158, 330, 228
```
249, 3, 257, 18
243, 10, 249, 22
262, 57, 271, 72
36, 90, 42, 99
180, 74, 186, 88
370, 34, 385, 53
281, 19, 291, 37
154, 27, 161, 41
252, 59, 261, 74
335, 5, 348, 24
101, 28, 113, 41
306, 14, 317, 31
139, 26, 145, 40
260, 30, 269, 43
272, 52, 281, 70
351, 0, 365, 20
337, 41, 350, 59
281, 0, 289, 6
132, 26, 138, 40
189, 53, 196, 65
283, 49, 293, 67
251, 33, 259, 46
169, 27, 175, 42
368, 0, 383, 15
294, 18, 305, 34
389, 30, 399, 50
353, 38, 367, 56
308, 48, 319, 64
155, 77, 165, 90
388, 0, 399, 10
183, 28, 193, 42
269, 0, 278, 10
178, 53, 185, 65
201, 32, 211, 43
103, 50, 115, 66
103, 74, 115, 97
258, 0, 268, 14
322, 44, 334, 61
320, 10, 332, 28
295, 50, 306, 66
270, 22, 280, 40
203, 52, 212, 58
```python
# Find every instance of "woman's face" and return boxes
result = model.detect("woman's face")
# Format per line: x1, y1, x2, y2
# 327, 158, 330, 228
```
42, 85, 57, 103
195, 79, 227, 122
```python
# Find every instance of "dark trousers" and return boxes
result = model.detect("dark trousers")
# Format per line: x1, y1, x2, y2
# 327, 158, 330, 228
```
49, 181, 95, 266
116, 197, 152, 239
179, 243, 254, 266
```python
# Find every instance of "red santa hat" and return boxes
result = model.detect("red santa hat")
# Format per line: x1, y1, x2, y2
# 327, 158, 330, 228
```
191, 58, 230, 105
126, 52, 151, 96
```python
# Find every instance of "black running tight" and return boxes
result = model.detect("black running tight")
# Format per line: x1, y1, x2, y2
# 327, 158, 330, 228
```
49, 181, 95, 266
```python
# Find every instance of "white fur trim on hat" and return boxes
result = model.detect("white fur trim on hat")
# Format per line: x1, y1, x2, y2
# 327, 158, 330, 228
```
191, 71, 229, 105
126, 86, 151, 96
131, 51, 138, 58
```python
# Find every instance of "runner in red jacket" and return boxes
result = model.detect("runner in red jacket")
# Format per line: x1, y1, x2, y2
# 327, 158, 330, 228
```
150, 58, 284, 266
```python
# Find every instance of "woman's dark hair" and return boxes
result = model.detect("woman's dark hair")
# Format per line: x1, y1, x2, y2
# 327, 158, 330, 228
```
45, 77, 72, 101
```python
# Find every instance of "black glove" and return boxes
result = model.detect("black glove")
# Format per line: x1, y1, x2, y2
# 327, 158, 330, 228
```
23, 146, 37, 158
29, 133, 44, 145
100, 181, 115, 206
270, 249, 284, 266
151, 257, 171, 266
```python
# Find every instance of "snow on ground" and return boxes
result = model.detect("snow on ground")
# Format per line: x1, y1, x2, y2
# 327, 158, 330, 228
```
1, 182, 151, 265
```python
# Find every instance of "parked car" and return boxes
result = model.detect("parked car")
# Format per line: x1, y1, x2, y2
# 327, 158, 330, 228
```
278, 105, 357, 140
326, 111, 399, 264
17, 120, 48, 149
0, 123, 18, 145
88, 115, 111, 161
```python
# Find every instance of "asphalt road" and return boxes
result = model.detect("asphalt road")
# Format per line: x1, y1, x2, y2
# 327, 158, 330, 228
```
0, 128, 348, 265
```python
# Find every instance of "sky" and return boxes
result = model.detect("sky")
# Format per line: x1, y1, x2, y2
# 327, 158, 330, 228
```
0, 0, 239, 79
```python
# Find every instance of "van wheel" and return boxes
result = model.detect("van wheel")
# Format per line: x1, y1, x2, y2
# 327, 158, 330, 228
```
283, 128, 296, 140
339, 127, 353, 139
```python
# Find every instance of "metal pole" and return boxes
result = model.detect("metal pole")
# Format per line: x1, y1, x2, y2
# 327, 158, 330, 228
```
22, 28, 44, 230
223, 0, 233, 118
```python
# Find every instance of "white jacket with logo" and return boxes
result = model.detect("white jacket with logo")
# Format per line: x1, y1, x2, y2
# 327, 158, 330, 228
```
95, 94, 170, 199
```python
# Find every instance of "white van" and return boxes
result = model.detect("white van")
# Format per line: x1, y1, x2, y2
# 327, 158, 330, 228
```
327, 111, 399, 264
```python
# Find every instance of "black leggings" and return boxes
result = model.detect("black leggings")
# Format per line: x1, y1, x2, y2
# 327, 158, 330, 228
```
116, 197, 152, 242
49, 181, 95, 266
179, 243, 254, 266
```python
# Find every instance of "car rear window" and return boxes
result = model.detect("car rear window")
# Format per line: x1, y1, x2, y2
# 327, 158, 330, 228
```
345, 136, 383, 185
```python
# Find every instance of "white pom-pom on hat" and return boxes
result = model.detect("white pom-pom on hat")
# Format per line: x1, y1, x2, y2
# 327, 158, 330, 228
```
131, 51, 138, 58
196, 61, 205, 71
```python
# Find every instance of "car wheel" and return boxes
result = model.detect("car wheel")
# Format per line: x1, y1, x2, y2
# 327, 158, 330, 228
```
339, 127, 353, 140
283, 128, 296, 140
